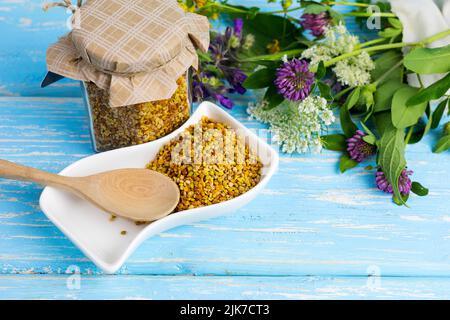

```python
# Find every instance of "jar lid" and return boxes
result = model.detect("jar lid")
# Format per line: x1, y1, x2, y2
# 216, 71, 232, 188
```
44, 0, 209, 107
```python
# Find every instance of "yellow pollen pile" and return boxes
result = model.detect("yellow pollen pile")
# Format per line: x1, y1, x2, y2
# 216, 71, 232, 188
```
86, 77, 190, 152
147, 117, 263, 212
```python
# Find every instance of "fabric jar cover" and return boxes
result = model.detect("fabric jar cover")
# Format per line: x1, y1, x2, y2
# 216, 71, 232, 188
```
44, 0, 210, 107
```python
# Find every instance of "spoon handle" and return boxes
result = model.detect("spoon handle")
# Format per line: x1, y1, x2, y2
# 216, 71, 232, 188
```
0, 159, 74, 188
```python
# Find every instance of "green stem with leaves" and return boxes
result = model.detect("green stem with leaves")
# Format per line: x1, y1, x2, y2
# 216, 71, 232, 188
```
311, 29, 450, 71
343, 12, 396, 18
333, 86, 354, 101
197, 3, 302, 16
325, 1, 373, 8
357, 38, 387, 49
239, 48, 304, 63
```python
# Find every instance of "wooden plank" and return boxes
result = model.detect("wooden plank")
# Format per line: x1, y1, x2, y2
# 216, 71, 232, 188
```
0, 274, 449, 299
0, 97, 449, 278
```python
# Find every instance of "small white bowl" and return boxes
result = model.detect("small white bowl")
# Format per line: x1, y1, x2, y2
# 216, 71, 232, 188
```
39, 102, 279, 273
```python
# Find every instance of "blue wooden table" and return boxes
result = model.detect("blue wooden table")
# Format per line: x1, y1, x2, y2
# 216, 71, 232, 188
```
0, 0, 449, 300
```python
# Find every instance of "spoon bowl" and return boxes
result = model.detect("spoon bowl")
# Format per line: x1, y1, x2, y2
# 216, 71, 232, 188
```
0, 161, 180, 222
75, 169, 180, 221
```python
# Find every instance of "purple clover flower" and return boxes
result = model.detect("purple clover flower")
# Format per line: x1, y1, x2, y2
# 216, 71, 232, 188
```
300, 12, 331, 37
376, 169, 413, 195
346, 130, 376, 162
274, 58, 315, 102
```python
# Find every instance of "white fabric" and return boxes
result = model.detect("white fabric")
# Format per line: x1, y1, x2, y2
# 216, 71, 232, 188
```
388, 0, 450, 88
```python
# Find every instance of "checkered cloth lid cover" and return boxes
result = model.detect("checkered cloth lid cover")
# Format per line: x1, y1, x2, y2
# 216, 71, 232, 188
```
45, 0, 210, 107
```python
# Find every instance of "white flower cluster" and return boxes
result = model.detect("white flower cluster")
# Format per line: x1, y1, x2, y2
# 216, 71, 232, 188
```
248, 96, 335, 154
242, 34, 255, 51
301, 24, 375, 87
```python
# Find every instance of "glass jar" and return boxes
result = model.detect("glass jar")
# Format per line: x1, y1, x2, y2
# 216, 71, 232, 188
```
82, 74, 191, 152
43, 0, 209, 153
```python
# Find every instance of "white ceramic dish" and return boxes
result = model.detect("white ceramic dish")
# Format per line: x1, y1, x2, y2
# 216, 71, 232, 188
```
39, 102, 279, 273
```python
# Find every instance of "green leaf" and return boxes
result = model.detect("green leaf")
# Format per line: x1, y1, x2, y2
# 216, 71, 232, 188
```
363, 135, 377, 145
360, 121, 376, 138
434, 135, 450, 153
340, 105, 358, 138
316, 61, 326, 80
407, 73, 450, 106
373, 111, 392, 136
374, 80, 407, 113
372, 51, 403, 85
263, 85, 284, 111
392, 86, 428, 129
339, 153, 358, 173
408, 105, 433, 144
321, 134, 347, 151
404, 45, 450, 74
431, 99, 448, 129
303, 3, 328, 14
346, 87, 361, 110
411, 182, 429, 196
360, 86, 376, 120
338, 88, 361, 139
378, 27, 402, 39
378, 125, 407, 204
318, 81, 332, 100
247, 7, 260, 19
393, 193, 409, 206
388, 18, 402, 29
243, 68, 276, 89
197, 50, 213, 63
302, 3, 342, 24
328, 9, 344, 25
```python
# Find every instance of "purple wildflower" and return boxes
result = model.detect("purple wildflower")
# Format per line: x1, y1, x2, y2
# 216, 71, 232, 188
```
300, 12, 331, 37
193, 80, 209, 100
376, 169, 413, 195
225, 67, 247, 95
215, 94, 234, 109
192, 18, 248, 110
274, 58, 315, 102
323, 77, 343, 95
346, 130, 376, 162
234, 18, 244, 37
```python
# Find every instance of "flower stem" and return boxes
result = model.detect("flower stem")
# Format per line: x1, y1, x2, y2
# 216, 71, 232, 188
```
239, 49, 304, 63
198, 3, 303, 16
343, 12, 396, 18
264, 7, 302, 15
421, 28, 450, 46
334, 86, 354, 101
311, 28, 450, 71
317, 43, 406, 70
325, 1, 372, 7
357, 38, 387, 48
405, 126, 414, 145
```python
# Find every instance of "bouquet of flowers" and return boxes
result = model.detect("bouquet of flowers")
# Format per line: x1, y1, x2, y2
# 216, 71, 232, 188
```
179, 0, 450, 205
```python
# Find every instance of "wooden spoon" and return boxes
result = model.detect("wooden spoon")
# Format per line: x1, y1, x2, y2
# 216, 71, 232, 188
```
0, 159, 180, 222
